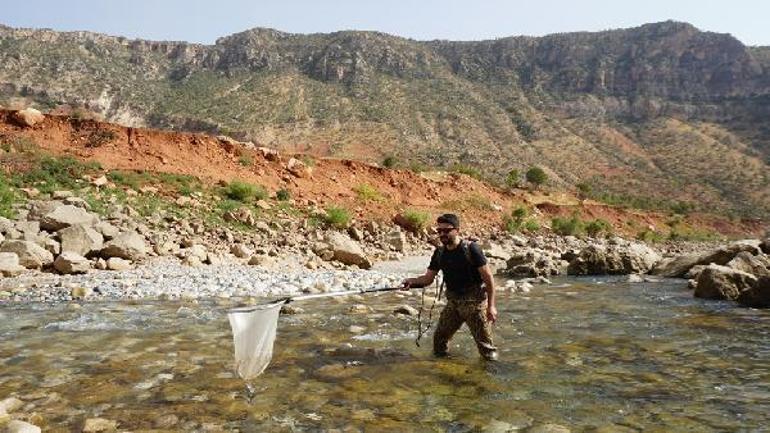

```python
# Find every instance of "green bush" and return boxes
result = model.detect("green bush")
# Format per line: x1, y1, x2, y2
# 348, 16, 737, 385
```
585, 218, 612, 237
526, 166, 548, 188
402, 208, 430, 232
505, 169, 520, 189
18, 156, 101, 193
382, 156, 397, 168
217, 199, 242, 215
451, 164, 482, 180
504, 206, 539, 233
408, 161, 427, 173
0, 174, 17, 218
275, 189, 291, 201
551, 214, 585, 236
354, 183, 383, 201
576, 182, 592, 200
223, 180, 267, 202
636, 229, 665, 243
522, 219, 541, 232
238, 155, 254, 167
324, 206, 351, 229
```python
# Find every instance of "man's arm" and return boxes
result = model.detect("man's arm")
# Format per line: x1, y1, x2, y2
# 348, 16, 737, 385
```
402, 269, 438, 289
478, 265, 497, 324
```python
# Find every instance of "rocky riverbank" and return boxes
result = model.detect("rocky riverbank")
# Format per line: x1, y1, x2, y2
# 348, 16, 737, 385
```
0, 194, 768, 307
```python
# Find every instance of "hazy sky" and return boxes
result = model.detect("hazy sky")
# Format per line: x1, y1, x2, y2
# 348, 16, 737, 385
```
3, 0, 769, 46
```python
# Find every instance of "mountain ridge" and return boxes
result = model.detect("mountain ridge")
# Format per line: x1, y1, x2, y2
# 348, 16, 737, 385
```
0, 20, 768, 218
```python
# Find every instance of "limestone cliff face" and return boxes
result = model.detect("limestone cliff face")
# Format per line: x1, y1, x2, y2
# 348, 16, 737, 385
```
0, 21, 768, 217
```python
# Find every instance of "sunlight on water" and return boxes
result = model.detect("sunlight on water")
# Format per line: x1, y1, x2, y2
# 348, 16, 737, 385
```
1, 277, 769, 432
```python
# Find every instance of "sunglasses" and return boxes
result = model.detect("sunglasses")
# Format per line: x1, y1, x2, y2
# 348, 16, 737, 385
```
436, 227, 456, 234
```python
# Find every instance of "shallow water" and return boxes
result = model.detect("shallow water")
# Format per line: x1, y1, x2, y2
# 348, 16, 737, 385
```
1, 277, 769, 432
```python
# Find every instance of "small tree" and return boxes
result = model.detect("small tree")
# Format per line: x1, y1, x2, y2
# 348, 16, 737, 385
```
526, 166, 548, 189
505, 169, 521, 189
576, 182, 592, 201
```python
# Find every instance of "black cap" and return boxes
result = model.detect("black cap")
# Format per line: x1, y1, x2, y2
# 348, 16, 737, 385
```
436, 213, 460, 228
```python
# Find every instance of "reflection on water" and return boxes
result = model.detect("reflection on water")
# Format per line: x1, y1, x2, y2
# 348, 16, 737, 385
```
1, 277, 769, 432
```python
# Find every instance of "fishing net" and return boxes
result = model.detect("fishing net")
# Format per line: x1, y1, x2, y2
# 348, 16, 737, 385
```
227, 302, 283, 381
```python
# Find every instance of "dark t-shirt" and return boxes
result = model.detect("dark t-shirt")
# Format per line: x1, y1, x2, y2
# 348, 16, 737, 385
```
428, 240, 487, 296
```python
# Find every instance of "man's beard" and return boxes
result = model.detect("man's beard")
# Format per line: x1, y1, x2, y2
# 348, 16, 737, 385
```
439, 236, 451, 246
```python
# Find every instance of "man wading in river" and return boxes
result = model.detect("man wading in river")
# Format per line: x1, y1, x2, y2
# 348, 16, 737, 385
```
402, 214, 498, 361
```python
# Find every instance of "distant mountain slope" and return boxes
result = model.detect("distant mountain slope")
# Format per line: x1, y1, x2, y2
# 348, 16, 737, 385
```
0, 21, 768, 217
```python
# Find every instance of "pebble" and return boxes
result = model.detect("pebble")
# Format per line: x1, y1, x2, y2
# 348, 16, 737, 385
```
0, 258, 413, 303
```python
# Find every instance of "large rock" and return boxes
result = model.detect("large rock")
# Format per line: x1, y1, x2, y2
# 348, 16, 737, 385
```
286, 157, 311, 178
5, 420, 42, 433
726, 251, 770, 278
230, 243, 253, 258
760, 238, 770, 255
506, 249, 562, 278
58, 225, 104, 256
386, 229, 407, 252
0, 216, 13, 233
101, 232, 147, 260
0, 252, 25, 276
106, 257, 132, 271
94, 221, 120, 240
39, 205, 97, 231
652, 240, 762, 278
694, 264, 757, 301
13, 107, 45, 127
223, 207, 256, 226
0, 240, 54, 269
568, 242, 661, 275
325, 232, 372, 269
738, 276, 770, 308
54, 251, 91, 274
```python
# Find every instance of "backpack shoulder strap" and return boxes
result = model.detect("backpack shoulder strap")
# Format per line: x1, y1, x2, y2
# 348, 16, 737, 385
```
461, 239, 474, 266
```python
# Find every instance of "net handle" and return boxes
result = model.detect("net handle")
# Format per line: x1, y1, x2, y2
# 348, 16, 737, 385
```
227, 286, 404, 313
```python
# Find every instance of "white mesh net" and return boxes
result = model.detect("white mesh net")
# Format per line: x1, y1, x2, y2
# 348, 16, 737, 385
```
227, 302, 283, 381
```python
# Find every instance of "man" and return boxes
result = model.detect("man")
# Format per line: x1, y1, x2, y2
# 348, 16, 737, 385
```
402, 213, 498, 361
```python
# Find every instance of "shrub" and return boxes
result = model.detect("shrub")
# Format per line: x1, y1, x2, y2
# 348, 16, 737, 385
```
238, 155, 254, 167
382, 156, 397, 168
223, 180, 267, 202
522, 219, 541, 232
402, 208, 430, 232
636, 229, 665, 243
451, 164, 482, 180
551, 213, 585, 236
505, 169, 521, 189
0, 174, 17, 218
526, 166, 548, 188
585, 218, 612, 237
275, 189, 291, 201
354, 183, 383, 201
576, 182, 592, 200
324, 206, 351, 229
504, 206, 539, 233
408, 161, 427, 173
19, 156, 101, 193
300, 155, 316, 167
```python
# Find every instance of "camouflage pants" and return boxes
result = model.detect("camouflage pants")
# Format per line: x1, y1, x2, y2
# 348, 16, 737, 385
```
433, 298, 497, 360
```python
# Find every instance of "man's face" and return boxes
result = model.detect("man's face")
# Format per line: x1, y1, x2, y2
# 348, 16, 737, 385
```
436, 222, 458, 246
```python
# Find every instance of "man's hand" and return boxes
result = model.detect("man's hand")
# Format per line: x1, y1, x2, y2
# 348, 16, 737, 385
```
486, 305, 498, 324
401, 278, 414, 289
